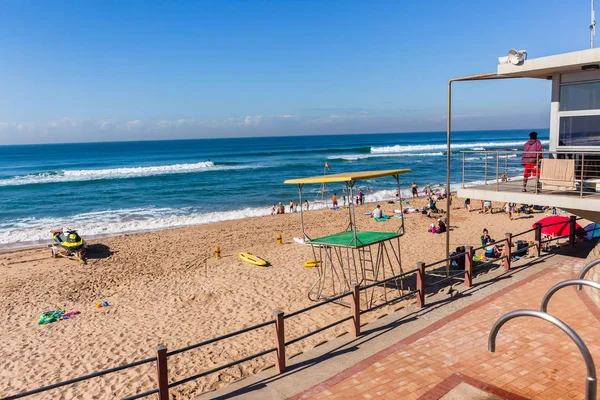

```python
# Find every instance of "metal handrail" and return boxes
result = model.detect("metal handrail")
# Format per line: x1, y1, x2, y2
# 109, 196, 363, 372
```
579, 258, 600, 288
541, 279, 600, 312
489, 309, 597, 400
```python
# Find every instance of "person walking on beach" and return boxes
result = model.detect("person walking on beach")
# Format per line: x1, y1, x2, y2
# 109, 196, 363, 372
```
304, 199, 310, 211
332, 193, 338, 208
358, 189, 364, 205
521, 131, 543, 192
270, 204, 276, 216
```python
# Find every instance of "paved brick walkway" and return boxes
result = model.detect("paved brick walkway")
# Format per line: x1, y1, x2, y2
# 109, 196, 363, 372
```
295, 260, 600, 400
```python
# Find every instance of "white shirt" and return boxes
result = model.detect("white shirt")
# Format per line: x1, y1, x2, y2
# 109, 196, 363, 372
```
373, 207, 382, 218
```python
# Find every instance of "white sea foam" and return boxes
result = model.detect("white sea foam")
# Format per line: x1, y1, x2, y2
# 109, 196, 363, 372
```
0, 161, 252, 187
371, 140, 549, 154
328, 152, 444, 161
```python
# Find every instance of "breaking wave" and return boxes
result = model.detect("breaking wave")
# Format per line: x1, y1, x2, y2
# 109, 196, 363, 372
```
0, 161, 252, 187
328, 152, 444, 161
371, 140, 549, 154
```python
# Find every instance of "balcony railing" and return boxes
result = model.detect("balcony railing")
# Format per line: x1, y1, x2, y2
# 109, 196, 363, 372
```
460, 149, 600, 198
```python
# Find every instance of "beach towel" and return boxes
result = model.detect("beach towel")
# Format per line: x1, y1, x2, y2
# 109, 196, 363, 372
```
540, 159, 575, 191
37, 310, 65, 325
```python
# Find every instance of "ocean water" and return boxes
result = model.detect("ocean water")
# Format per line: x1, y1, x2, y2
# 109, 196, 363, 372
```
0, 129, 548, 248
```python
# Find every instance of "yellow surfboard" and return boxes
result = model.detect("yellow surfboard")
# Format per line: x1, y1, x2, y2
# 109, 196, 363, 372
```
239, 252, 269, 267
303, 259, 320, 268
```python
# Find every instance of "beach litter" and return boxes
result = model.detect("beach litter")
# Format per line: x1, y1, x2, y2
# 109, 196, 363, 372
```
37, 310, 81, 325
96, 301, 109, 308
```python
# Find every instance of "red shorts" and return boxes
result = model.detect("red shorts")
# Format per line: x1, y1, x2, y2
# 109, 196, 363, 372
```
523, 164, 539, 178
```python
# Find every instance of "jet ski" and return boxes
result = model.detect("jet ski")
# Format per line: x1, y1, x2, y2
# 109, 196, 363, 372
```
50, 228, 87, 264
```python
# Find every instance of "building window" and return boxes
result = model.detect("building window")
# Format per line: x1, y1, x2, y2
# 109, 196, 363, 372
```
559, 115, 600, 146
560, 81, 600, 111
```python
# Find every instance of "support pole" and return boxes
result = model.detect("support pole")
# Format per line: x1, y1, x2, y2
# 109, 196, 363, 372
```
416, 262, 425, 308
155, 344, 169, 400
535, 223, 543, 257
273, 310, 286, 373
503, 233, 512, 271
570, 215, 577, 248
351, 284, 361, 337
464, 246, 473, 288
445, 80, 452, 278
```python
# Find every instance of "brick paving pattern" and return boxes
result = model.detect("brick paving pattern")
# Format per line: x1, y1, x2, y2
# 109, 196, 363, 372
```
303, 260, 600, 400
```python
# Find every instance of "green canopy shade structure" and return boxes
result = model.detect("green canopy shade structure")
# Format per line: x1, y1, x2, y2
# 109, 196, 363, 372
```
284, 168, 411, 307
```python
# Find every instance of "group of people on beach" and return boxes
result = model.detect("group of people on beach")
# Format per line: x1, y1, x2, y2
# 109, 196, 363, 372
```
270, 200, 310, 215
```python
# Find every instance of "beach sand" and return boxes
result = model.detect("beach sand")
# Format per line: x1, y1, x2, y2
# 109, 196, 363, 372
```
0, 199, 558, 399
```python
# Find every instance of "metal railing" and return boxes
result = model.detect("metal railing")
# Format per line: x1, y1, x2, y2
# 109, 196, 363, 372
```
489, 271, 600, 400
461, 149, 600, 198
2, 218, 590, 400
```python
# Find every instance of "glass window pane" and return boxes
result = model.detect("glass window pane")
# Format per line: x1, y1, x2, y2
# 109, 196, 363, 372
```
559, 115, 600, 146
560, 82, 600, 111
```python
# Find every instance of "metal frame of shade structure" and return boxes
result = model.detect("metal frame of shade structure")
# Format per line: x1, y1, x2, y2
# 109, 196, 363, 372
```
284, 169, 412, 307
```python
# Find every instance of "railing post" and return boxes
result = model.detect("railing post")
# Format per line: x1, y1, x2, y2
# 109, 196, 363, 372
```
484, 155, 488, 185
273, 310, 286, 373
535, 222, 542, 257
462, 152, 465, 189
155, 344, 169, 400
570, 215, 577, 248
416, 262, 425, 308
503, 233, 512, 271
496, 151, 499, 191
464, 246, 473, 288
351, 284, 361, 337
580, 153, 585, 198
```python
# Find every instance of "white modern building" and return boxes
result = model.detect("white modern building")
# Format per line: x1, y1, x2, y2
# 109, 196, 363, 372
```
453, 48, 600, 222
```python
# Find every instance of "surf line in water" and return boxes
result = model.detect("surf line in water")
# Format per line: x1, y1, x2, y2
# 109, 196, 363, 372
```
0, 178, 489, 248
370, 140, 549, 154
0, 161, 260, 187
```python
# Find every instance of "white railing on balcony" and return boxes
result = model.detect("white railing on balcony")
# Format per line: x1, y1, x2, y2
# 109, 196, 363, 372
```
460, 150, 600, 198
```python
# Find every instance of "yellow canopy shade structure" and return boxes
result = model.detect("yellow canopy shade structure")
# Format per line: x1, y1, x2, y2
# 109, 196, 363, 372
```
284, 169, 412, 185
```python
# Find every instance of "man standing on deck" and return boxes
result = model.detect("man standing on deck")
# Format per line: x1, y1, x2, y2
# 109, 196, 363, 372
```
521, 131, 543, 192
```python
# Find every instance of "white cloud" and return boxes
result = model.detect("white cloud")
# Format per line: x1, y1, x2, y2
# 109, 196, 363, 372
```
126, 120, 143, 130
243, 115, 263, 126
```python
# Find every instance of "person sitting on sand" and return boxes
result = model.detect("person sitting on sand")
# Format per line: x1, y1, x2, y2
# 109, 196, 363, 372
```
437, 218, 447, 233
481, 200, 492, 214
464, 198, 471, 210
332, 193, 338, 207
484, 239, 501, 258
277, 202, 285, 214
373, 204, 382, 219
481, 228, 491, 246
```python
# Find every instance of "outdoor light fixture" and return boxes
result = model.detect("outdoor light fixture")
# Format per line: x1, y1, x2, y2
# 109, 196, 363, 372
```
582, 64, 600, 70
498, 49, 527, 65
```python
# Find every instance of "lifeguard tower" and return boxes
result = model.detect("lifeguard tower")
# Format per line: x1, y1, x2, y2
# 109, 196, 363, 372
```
285, 169, 411, 307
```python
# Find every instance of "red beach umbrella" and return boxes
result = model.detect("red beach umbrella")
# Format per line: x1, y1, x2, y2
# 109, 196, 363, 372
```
533, 216, 583, 237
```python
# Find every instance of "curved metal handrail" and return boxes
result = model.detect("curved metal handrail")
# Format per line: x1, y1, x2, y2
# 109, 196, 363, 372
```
489, 309, 597, 400
541, 279, 600, 312
579, 258, 600, 289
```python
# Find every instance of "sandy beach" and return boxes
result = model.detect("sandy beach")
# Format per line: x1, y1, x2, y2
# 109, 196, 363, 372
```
0, 198, 557, 399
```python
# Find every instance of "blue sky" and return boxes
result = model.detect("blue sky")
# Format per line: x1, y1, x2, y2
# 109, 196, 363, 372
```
0, 0, 592, 144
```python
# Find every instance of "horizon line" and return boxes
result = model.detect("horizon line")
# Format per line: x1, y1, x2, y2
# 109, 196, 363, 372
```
0, 127, 549, 147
